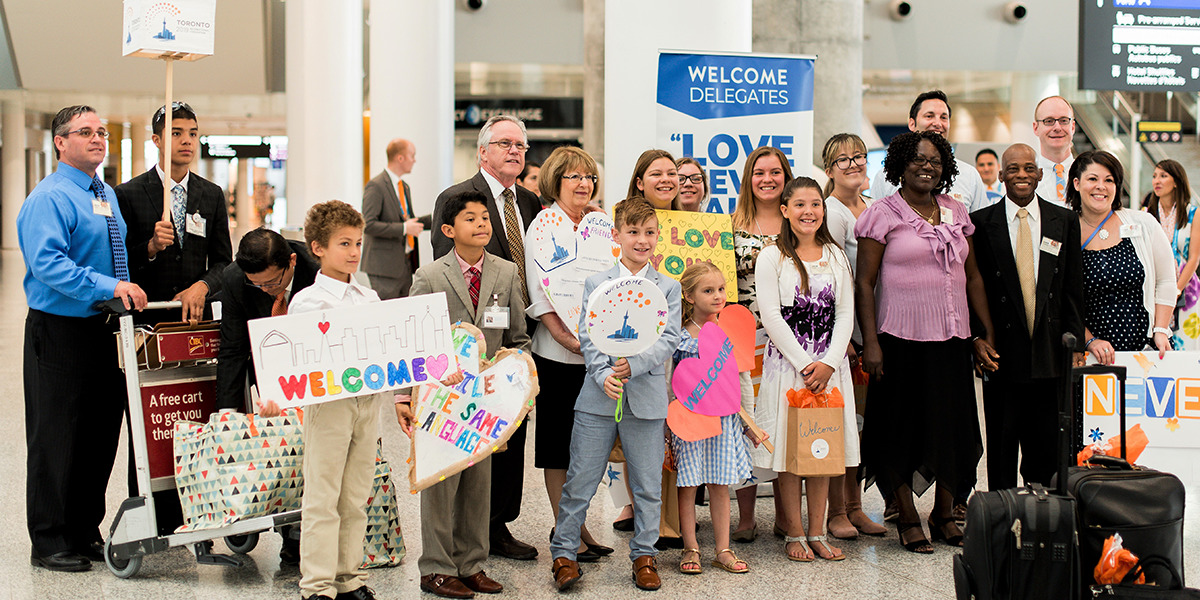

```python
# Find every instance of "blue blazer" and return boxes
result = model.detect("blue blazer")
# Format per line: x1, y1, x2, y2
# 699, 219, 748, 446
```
576, 266, 681, 420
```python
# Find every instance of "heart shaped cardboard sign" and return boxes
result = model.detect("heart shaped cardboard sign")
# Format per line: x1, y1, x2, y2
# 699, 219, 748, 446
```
666, 399, 722, 442
408, 345, 538, 493
671, 322, 741, 417
585, 276, 669, 358
717, 304, 756, 372
528, 210, 619, 338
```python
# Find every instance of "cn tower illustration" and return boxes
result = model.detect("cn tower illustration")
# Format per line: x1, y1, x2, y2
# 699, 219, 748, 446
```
607, 311, 639, 341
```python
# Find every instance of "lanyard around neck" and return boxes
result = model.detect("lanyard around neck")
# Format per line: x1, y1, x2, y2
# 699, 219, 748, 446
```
1081, 210, 1114, 249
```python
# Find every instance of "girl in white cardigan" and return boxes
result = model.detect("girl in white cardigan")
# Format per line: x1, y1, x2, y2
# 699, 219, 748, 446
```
1067, 151, 1176, 363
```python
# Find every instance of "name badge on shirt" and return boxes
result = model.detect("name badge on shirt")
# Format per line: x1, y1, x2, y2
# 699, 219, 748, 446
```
1040, 237, 1062, 256
1119, 223, 1141, 238
92, 199, 113, 217
482, 295, 510, 329
940, 206, 954, 226
186, 212, 207, 237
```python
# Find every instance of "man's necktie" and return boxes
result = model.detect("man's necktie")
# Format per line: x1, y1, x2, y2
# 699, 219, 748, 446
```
1054, 164, 1066, 205
1016, 208, 1037, 333
398, 181, 414, 252
501, 188, 528, 303
172, 183, 186, 247
468, 266, 481, 310
92, 177, 128, 281
271, 292, 287, 317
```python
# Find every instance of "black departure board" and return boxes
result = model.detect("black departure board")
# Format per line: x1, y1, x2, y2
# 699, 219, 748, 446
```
1080, 0, 1200, 92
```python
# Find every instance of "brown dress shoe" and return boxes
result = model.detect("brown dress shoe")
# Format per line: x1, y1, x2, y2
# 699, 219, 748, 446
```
632, 555, 661, 591
420, 574, 475, 599
461, 571, 503, 594
551, 557, 582, 591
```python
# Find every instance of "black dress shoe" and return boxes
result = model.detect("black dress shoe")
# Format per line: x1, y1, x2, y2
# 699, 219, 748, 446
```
336, 586, 376, 600
585, 541, 615, 556
77, 541, 104, 562
612, 517, 634, 532
577, 547, 602, 563
654, 536, 684, 550
31, 550, 91, 572
489, 535, 538, 560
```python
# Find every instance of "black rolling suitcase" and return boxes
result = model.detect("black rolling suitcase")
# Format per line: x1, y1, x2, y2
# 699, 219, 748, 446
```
1065, 365, 1186, 591
953, 333, 1082, 600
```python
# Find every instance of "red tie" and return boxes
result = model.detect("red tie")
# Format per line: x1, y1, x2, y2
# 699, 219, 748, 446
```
467, 266, 481, 310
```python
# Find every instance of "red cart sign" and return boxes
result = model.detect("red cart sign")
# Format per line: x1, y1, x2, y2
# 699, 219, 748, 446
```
141, 379, 218, 482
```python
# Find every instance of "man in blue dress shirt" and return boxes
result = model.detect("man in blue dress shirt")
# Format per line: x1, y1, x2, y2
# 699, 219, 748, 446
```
18, 105, 148, 572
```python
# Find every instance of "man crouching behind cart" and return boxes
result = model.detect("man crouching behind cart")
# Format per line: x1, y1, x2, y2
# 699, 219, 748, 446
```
215, 226, 318, 565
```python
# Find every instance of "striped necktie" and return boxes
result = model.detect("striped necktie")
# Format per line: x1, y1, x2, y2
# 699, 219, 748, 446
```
92, 176, 128, 281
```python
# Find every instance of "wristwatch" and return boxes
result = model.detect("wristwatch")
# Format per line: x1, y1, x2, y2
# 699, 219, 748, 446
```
1153, 327, 1172, 337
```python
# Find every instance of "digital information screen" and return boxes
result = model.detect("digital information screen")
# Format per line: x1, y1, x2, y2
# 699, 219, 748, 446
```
1080, 0, 1200, 92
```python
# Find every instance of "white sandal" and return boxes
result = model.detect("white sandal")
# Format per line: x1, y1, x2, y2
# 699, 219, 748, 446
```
784, 535, 813, 562
807, 535, 845, 561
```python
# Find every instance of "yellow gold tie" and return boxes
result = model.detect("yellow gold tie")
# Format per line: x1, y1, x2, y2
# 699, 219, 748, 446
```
501, 188, 528, 303
1016, 208, 1036, 333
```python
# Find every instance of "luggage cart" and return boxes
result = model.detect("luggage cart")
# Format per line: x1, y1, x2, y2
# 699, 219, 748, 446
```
104, 300, 301, 578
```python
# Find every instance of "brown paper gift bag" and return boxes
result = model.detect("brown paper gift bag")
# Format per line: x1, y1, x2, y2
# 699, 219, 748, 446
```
784, 387, 846, 477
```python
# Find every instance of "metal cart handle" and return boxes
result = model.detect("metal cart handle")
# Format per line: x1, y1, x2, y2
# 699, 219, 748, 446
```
97, 299, 184, 316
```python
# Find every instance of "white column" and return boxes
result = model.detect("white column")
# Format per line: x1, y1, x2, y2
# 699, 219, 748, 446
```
130, 118, 148, 176
367, 0, 453, 229
286, 0, 364, 227
603, 0, 752, 206
2, 96, 27, 250
236, 157, 256, 240
1011, 74, 1060, 147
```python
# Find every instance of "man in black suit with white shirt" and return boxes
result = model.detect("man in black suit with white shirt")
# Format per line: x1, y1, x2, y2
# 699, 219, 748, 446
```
970, 143, 1085, 491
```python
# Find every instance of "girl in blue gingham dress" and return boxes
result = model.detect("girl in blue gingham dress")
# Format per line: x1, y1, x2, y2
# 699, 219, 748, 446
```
668, 262, 765, 575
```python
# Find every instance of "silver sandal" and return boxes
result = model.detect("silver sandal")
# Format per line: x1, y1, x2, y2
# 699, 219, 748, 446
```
807, 535, 846, 561
784, 535, 813, 562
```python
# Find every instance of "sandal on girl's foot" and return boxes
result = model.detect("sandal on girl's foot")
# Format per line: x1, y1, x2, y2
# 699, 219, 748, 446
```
928, 515, 964, 547
711, 548, 749, 573
897, 521, 933, 554
847, 508, 888, 537
678, 548, 702, 575
730, 525, 757, 543
827, 514, 859, 540
784, 536, 814, 562
806, 535, 845, 561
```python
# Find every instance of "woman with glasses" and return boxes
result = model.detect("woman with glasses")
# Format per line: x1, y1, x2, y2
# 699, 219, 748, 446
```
1069, 151, 1176, 365
818, 133, 887, 540
676, 158, 708, 212
729, 145, 794, 544
855, 130, 990, 554
522, 146, 615, 562
627, 149, 681, 210
1142, 159, 1200, 351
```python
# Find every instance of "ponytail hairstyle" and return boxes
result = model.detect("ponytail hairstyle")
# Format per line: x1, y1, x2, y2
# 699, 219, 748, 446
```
773, 176, 838, 295
679, 260, 725, 326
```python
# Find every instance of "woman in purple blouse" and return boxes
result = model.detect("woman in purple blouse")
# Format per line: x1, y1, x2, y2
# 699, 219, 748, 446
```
853, 131, 993, 554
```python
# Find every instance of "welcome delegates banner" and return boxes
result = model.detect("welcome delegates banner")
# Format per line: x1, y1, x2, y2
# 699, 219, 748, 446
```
248, 294, 456, 409
1081, 351, 1200, 486
656, 50, 815, 214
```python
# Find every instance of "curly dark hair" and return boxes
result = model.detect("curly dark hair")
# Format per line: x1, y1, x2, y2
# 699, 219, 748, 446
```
882, 130, 957, 195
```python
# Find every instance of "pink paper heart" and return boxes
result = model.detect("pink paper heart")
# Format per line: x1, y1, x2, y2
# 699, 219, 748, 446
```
318, 321, 330, 334
426, 354, 449, 380
670, 323, 741, 417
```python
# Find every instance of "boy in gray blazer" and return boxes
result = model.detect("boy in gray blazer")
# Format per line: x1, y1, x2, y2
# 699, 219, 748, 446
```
550, 197, 682, 592
397, 190, 530, 599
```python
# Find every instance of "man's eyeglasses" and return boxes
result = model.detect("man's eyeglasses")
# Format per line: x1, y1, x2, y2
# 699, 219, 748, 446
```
65, 128, 109, 140
488, 140, 529, 152
834, 154, 868, 170
248, 265, 290, 290
678, 174, 704, 184
562, 174, 599, 183
1039, 117, 1073, 127
909, 156, 943, 168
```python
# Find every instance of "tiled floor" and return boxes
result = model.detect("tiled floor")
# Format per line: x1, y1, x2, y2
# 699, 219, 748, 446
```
1, 247, 1196, 599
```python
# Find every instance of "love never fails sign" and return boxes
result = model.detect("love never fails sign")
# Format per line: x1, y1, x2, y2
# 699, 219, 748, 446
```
248, 293, 456, 408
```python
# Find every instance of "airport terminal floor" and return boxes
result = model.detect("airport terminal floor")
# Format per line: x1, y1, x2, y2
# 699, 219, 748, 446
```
1, 248, 1198, 600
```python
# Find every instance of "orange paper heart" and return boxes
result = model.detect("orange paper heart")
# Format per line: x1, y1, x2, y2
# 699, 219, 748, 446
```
718, 304, 756, 372
667, 400, 722, 441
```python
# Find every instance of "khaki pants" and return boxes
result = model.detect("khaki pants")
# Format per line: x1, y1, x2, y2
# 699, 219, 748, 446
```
418, 457, 492, 577
299, 394, 383, 598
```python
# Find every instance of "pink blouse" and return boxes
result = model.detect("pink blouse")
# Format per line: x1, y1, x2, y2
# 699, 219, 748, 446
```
854, 192, 975, 342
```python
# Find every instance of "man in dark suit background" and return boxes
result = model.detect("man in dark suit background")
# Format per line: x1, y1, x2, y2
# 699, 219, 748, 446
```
970, 143, 1084, 491
431, 115, 541, 561
115, 102, 231, 322
362, 138, 429, 299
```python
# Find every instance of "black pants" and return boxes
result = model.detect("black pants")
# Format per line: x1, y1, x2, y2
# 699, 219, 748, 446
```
24, 309, 125, 556
982, 375, 1060, 491
490, 417, 527, 535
